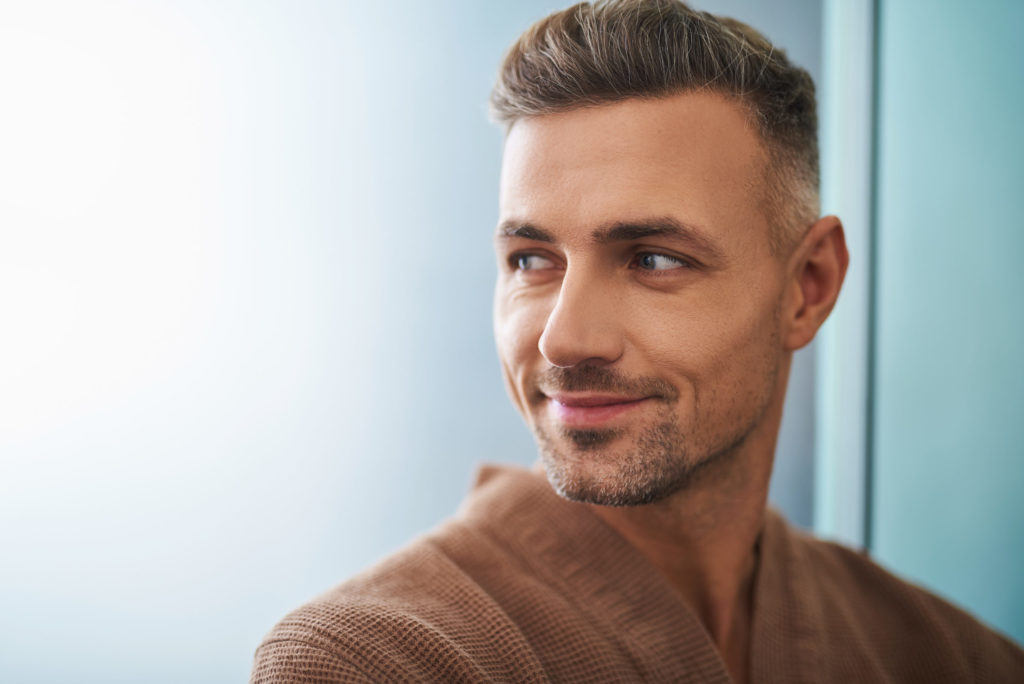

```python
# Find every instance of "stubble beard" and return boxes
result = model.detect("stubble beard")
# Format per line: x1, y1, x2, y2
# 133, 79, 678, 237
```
531, 356, 779, 507
535, 416, 697, 506
536, 410, 752, 506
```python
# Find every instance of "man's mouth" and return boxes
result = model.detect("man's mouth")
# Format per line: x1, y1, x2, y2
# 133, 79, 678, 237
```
545, 392, 651, 428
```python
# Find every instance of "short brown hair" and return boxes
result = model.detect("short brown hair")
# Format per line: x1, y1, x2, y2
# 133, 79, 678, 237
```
490, 0, 819, 252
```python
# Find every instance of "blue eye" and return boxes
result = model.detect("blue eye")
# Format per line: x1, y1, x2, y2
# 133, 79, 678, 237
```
636, 253, 686, 271
514, 254, 555, 271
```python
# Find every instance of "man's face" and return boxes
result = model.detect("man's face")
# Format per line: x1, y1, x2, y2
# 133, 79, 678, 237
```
493, 93, 792, 506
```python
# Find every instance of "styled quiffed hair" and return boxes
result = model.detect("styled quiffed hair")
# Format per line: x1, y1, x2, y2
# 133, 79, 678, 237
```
490, 0, 819, 251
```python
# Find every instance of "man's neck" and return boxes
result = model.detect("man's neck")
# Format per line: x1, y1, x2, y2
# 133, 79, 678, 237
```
586, 445, 773, 684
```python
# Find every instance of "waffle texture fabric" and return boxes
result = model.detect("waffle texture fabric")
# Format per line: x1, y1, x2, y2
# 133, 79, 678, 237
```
251, 465, 1024, 682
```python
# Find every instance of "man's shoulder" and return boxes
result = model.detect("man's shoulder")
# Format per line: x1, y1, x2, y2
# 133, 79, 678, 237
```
768, 513, 1024, 681
251, 526, 545, 682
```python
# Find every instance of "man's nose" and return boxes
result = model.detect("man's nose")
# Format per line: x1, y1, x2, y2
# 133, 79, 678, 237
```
538, 268, 624, 368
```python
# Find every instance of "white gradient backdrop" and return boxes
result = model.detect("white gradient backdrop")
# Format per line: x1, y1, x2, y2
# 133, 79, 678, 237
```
0, 2, 822, 681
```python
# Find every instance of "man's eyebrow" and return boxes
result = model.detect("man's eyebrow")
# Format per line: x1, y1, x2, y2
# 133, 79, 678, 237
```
497, 217, 725, 262
496, 222, 555, 242
594, 218, 725, 261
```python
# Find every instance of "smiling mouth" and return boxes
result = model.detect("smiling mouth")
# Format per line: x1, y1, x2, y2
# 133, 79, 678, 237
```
546, 393, 652, 428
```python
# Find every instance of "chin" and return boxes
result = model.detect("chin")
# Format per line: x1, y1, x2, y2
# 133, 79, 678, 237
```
535, 420, 702, 507
546, 467, 682, 507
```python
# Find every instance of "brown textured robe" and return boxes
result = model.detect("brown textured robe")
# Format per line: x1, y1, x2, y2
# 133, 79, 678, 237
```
252, 465, 1024, 682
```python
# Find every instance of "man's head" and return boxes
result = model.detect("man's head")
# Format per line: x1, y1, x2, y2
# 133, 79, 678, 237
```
491, 0, 847, 507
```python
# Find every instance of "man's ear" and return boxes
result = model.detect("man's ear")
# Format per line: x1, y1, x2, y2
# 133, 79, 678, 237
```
783, 215, 849, 350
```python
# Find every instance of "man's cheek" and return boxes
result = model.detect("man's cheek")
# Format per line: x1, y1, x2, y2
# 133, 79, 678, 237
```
498, 304, 547, 362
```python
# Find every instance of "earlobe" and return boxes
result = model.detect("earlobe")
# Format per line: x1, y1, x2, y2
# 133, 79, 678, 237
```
783, 215, 849, 350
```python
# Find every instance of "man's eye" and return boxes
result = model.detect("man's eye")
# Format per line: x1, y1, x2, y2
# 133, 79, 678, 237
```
634, 253, 688, 271
512, 254, 556, 271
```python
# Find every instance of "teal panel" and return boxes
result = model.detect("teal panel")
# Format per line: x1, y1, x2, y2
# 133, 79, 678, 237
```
873, 0, 1024, 644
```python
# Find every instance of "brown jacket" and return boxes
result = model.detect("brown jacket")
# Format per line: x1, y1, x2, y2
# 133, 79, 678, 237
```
252, 465, 1024, 682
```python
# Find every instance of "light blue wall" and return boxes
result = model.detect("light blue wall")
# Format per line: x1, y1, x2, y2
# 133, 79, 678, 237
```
873, 0, 1024, 644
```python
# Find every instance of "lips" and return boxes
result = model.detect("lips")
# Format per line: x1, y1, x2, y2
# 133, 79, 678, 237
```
546, 392, 651, 428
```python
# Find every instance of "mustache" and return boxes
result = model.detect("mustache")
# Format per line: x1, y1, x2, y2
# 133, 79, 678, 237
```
538, 365, 678, 401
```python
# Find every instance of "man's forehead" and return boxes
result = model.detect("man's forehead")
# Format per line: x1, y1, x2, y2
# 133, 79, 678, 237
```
500, 94, 765, 196
502, 92, 761, 159
497, 93, 772, 255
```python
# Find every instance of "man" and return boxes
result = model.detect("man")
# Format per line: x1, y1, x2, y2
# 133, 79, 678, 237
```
252, 1, 1024, 681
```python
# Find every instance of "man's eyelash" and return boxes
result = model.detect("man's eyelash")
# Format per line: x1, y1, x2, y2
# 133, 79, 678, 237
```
631, 252, 695, 271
